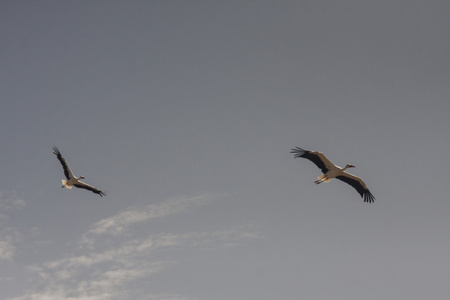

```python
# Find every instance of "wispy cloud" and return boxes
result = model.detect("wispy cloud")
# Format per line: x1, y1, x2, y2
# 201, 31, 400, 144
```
0, 240, 15, 261
0, 192, 26, 262
9, 194, 260, 300
0, 193, 26, 211
80, 194, 212, 246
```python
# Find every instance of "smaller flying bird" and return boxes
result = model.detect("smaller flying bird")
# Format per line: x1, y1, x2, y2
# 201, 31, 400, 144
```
53, 146, 106, 197
291, 147, 374, 203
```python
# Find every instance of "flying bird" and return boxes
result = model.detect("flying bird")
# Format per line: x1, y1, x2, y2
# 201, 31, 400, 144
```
291, 147, 374, 203
53, 146, 106, 197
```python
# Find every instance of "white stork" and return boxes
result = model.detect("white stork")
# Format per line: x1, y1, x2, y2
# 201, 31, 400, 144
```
53, 146, 106, 197
291, 147, 374, 203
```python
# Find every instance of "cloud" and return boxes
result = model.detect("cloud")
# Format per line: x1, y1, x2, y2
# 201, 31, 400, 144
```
0, 195, 26, 211
0, 192, 26, 262
14, 234, 177, 299
9, 194, 260, 300
0, 240, 15, 261
80, 194, 212, 246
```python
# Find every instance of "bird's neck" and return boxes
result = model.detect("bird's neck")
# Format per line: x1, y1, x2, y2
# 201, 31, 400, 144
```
342, 165, 350, 171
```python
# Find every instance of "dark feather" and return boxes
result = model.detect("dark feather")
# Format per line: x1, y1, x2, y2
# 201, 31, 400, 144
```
290, 147, 329, 174
73, 183, 106, 197
336, 175, 375, 203
52, 146, 70, 180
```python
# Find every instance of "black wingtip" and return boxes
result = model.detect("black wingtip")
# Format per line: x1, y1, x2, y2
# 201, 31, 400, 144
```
363, 192, 375, 203
290, 147, 307, 158
52, 146, 60, 156
97, 191, 106, 197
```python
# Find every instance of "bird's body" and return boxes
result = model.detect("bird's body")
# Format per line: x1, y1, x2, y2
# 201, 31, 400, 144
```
291, 147, 374, 203
53, 146, 106, 197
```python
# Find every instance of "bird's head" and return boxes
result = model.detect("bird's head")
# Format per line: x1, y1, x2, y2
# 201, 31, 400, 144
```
345, 164, 355, 169
79, 175, 85, 179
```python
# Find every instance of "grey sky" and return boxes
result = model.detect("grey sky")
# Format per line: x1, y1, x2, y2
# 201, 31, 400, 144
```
1, 1, 450, 299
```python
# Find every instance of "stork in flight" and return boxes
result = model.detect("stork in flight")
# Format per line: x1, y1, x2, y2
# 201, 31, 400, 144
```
53, 146, 106, 197
291, 147, 374, 203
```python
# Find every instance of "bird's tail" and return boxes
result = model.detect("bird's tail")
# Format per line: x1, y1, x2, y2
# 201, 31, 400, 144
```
61, 180, 72, 189
317, 174, 331, 182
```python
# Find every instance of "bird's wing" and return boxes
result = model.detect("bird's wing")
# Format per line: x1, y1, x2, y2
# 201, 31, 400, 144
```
73, 181, 106, 197
52, 146, 75, 180
336, 172, 375, 203
290, 147, 334, 174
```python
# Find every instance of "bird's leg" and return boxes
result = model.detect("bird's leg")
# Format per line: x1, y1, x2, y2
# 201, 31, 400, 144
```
61, 185, 65, 188
315, 174, 327, 184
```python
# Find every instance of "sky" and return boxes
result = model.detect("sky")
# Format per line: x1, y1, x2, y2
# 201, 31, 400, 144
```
1, 1, 450, 299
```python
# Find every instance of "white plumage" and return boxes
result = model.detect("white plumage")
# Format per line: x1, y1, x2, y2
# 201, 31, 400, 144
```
53, 146, 106, 197
291, 147, 374, 203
